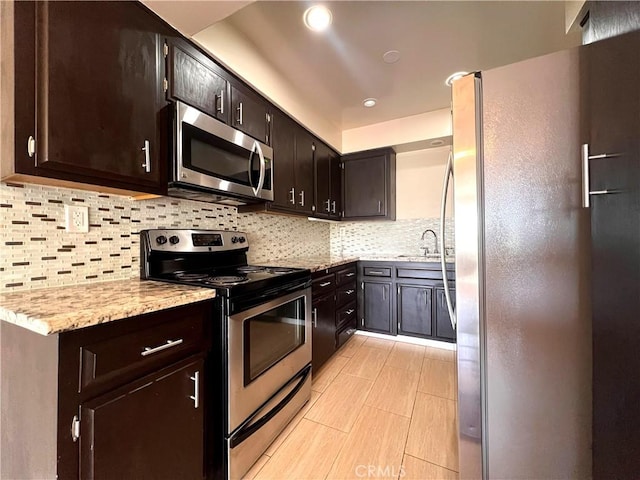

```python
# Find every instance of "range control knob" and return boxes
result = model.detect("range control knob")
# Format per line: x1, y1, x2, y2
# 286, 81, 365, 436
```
155, 235, 167, 245
231, 236, 239, 244
238, 236, 246, 244
169, 235, 180, 245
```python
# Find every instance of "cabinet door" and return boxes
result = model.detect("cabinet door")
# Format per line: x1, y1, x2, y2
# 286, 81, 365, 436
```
231, 85, 269, 143
314, 141, 332, 217
294, 127, 315, 215
360, 281, 393, 334
329, 151, 342, 219
28, 2, 167, 192
270, 111, 297, 210
167, 38, 228, 123
80, 358, 204, 480
343, 154, 387, 218
312, 294, 336, 371
271, 111, 297, 210
434, 287, 456, 342
398, 284, 433, 338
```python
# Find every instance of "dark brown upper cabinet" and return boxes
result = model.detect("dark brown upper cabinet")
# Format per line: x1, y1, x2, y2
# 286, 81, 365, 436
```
13, 1, 171, 195
166, 37, 229, 124
342, 147, 396, 220
231, 84, 271, 144
314, 141, 342, 220
254, 110, 314, 215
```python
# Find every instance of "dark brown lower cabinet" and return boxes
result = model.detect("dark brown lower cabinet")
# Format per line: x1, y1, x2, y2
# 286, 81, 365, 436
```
80, 357, 204, 480
358, 261, 456, 343
312, 291, 336, 370
398, 284, 433, 337
57, 301, 214, 479
311, 263, 357, 371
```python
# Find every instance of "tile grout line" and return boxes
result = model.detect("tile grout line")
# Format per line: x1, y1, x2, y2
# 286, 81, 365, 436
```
402, 453, 460, 474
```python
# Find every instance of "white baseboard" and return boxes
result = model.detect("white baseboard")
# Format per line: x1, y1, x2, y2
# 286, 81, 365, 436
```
354, 330, 456, 351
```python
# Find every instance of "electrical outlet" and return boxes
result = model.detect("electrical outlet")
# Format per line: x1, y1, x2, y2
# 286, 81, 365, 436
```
64, 205, 89, 233
339, 227, 346, 238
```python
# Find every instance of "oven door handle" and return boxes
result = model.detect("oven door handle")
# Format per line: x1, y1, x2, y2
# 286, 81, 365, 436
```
229, 364, 311, 449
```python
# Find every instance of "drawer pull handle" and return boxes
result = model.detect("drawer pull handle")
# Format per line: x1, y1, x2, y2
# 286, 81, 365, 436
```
141, 338, 184, 357
345, 272, 355, 277
346, 309, 355, 315
319, 281, 332, 287
346, 289, 355, 295
368, 270, 385, 275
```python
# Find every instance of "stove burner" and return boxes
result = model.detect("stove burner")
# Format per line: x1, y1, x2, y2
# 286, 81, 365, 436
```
174, 272, 210, 281
237, 266, 267, 273
266, 267, 298, 275
205, 275, 249, 286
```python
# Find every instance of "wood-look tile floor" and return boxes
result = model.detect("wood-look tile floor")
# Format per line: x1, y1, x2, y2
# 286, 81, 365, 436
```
243, 335, 459, 480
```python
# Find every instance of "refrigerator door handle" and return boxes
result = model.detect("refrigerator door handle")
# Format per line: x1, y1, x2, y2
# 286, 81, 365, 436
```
581, 143, 622, 208
439, 149, 457, 329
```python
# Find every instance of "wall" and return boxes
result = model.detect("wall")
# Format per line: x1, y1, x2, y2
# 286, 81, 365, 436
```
0, 182, 329, 292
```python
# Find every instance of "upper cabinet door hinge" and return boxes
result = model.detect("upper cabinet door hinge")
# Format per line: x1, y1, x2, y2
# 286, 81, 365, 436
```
163, 42, 169, 57
163, 78, 169, 93
71, 415, 80, 442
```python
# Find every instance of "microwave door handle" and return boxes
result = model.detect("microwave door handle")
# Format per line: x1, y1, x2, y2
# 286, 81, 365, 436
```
249, 142, 266, 196
247, 145, 256, 194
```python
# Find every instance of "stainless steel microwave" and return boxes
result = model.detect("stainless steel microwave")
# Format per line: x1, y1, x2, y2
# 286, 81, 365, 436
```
169, 101, 274, 205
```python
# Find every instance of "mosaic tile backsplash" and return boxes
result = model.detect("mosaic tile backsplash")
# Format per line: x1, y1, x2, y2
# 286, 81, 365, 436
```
0, 182, 329, 292
330, 218, 455, 257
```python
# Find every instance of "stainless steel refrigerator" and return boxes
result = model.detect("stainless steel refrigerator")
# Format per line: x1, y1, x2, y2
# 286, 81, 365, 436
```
447, 47, 594, 478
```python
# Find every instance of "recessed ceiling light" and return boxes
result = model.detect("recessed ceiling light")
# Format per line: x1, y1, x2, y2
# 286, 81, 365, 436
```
382, 50, 401, 64
363, 98, 377, 108
445, 71, 469, 87
303, 5, 332, 32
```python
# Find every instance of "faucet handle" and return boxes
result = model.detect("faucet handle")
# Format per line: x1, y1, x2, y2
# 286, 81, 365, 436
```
420, 246, 430, 256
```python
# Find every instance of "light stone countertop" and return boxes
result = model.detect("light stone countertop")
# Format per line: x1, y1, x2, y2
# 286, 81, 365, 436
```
0, 279, 217, 336
267, 254, 454, 273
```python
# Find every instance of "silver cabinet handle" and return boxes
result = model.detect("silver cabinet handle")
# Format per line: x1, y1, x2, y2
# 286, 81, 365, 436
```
319, 281, 331, 287
299, 190, 305, 207
346, 309, 355, 315
312, 307, 318, 328
378, 200, 382, 213
332, 200, 336, 213
439, 149, 456, 329
27, 136, 36, 158
190, 371, 199, 409
346, 289, 355, 295
141, 338, 183, 357
368, 270, 385, 275
217, 89, 224, 114
289, 187, 296, 205
581, 143, 622, 208
383, 285, 387, 301
345, 272, 355, 277
141, 140, 151, 173
237, 102, 243, 125
325, 199, 331, 212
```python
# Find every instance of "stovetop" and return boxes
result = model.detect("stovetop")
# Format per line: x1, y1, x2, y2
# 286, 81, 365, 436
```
140, 229, 311, 297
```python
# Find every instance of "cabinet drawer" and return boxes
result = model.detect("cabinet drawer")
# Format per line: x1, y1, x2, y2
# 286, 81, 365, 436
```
336, 301, 357, 330
336, 319, 357, 349
363, 266, 391, 277
336, 282, 357, 307
312, 273, 335, 297
80, 313, 204, 392
336, 265, 357, 285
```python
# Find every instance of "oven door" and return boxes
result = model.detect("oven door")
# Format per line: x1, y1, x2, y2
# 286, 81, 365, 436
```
227, 287, 311, 434
174, 101, 274, 201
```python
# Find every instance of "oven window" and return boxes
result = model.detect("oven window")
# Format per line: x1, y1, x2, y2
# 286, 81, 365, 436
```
244, 295, 306, 385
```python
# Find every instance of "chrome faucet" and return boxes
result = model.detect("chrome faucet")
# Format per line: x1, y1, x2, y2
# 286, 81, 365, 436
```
420, 228, 439, 256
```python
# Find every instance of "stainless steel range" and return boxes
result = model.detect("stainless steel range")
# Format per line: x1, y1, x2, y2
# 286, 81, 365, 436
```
140, 229, 312, 480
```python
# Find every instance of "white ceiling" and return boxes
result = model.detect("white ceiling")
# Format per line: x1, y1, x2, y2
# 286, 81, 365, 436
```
147, 1, 581, 132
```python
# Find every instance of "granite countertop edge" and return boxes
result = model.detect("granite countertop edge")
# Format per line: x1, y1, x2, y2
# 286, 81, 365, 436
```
267, 254, 454, 272
0, 279, 217, 336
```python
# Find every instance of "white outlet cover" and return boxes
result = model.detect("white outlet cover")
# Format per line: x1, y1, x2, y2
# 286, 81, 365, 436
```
64, 204, 89, 233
